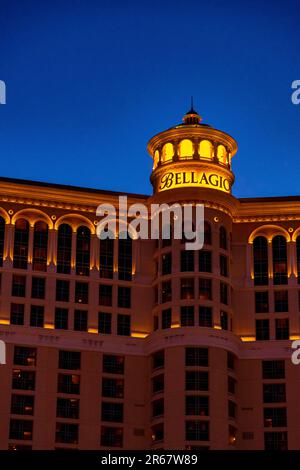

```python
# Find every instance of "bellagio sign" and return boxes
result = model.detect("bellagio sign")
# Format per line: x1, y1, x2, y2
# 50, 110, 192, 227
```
158, 169, 231, 193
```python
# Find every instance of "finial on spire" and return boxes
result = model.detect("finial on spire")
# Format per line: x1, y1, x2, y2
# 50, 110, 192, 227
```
183, 98, 202, 125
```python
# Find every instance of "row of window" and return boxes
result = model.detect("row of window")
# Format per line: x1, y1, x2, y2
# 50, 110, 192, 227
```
154, 307, 230, 330
253, 235, 300, 285
0, 219, 132, 280
158, 224, 228, 250
256, 319, 290, 341
254, 290, 300, 313
157, 279, 229, 304
10, 275, 132, 307
160, 251, 228, 277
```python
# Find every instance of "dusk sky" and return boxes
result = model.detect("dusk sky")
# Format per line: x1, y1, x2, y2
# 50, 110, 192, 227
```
0, 0, 300, 197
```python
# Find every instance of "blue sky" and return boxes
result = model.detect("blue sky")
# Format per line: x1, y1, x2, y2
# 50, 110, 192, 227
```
0, 0, 300, 197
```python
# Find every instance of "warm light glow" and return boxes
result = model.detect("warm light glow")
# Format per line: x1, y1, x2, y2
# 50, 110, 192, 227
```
217, 144, 227, 164
0, 318, 10, 325
153, 150, 159, 169
45, 323, 54, 329
171, 322, 180, 328
199, 140, 212, 159
179, 139, 193, 159
162, 143, 174, 163
214, 325, 222, 330
241, 336, 256, 342
290, 335, 300, 340
88, 328, 98, 334
131, 331, 148, 338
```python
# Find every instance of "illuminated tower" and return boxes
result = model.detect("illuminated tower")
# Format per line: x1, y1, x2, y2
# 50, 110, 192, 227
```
146, 107, 240, 449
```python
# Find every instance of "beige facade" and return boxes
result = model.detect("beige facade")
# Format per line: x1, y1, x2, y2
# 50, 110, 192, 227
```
0, 108, 299, 450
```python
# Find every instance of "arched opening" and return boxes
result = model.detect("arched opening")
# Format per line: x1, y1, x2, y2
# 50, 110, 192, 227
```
33, 221, 48, 271
100, 229, 114, 279
0, 216, 5, 267
161, 143, 174, 163
199, 140, 212, 159
217, 145, 227, 164
179, 139, 193, 159
253, 236, 268, 286
57, 224, 72, 274
272, 235, 287, 285
13, 219, 29, 269
76, 226, 91, 276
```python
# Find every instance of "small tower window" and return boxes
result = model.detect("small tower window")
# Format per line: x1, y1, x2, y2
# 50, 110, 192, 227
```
217, 145, 227, 164
153, 150, 159, 169
199, 140, 212, 159
179, 139, 193, 159
161, 143, 174, 163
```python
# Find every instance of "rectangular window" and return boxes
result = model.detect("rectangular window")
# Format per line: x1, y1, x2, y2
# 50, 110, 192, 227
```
75, 282, 89, 304
255, 291, 269, 313
220, 255, 228, 277
199, 278, 212, 301
31, 277, 45, 299
152, 350, 164, 370
14, 346, 36, 367
100, 238, 114, 279
181, 250, 194, 272
55, 307, 68, 330
102, 378, 124, 398
185, 348, 209, 367
186, 371, 209, 391
151, 423, 164, 443
162, 252, 172, 275
103, 355, 124, 374
262, 360, 285, 379
101, 426, 123, 447
161, 281, 172, 303
264, 431, 288, 450
275, 318, 289, 340
11, 394, 34, 415
181, 278, 194, 300
162, 308, 172, 329
56, 398, 80, 419
185, 421, 209, 441
55, 423, 78, 444
9, 419, 33, 441
263, 384, 286, 403
152, 374, 164, 394
117, 314, 131, 336
185, 396, 209, 416
152, 398, 164, 418
118, 238, 132, 281
98, 312, 112, 334
256, 319, 270, 341
30, 305, 44, 327
228, 400, 237, 419
118, 286, 131, 308
59, 350, 81, 370
10, 303, 24, 325
228, 376, 236, 395
274, 291, 288, 312
12, 370, 35, 391
220, 282, 228, 305
56, 280, 70, 302
74, 310, 88, 332
12, 275, 26, 297
57, 374, 80, 394
181, 306, 194, 327
227, 352, 235, 370
199, 251, 212, 273
101, 402, 123, 423
99, 284, 113, 306
199, 306, 212, 327
264, 408, 287, 427
220, 310, 228, 330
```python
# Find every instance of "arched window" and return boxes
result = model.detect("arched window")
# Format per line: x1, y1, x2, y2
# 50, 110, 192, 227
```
296, 236, 300, 283
0, 216, 5, 267
161, 143, 174, 163
204, 221, 212, 245
33, 221, 48, 271
253, 236, 268, 286
13, 219, 29, 269
76, 226, 91, 276
118, 232, 132, 281
220, 226, 227, 250
153, 150, 159, 169
199, 140, 212, 159
179, 139, 193, 159
217, 145, 227, 164
57, 224, 72, 274
100, 230, 114, 279
272, 235, 287, 285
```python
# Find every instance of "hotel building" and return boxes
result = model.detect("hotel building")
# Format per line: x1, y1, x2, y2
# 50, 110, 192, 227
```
0, 107, 300, 450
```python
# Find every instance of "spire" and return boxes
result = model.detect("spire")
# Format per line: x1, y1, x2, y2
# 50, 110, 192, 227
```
183, 98, 202, 124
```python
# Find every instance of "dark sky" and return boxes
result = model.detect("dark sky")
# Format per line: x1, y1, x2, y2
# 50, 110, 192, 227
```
0, 0, 300, 198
